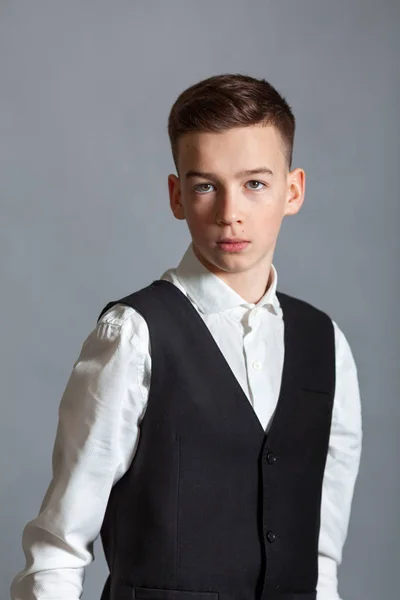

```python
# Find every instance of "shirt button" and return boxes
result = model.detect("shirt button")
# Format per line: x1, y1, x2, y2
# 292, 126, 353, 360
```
252, 360, 262, 371
266, 452, 277, 464
266, 531, 277, 543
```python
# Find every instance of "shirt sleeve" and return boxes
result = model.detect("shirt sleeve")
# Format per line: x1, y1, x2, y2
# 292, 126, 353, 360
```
10, 304, 151, 600
317, 319, 363, 600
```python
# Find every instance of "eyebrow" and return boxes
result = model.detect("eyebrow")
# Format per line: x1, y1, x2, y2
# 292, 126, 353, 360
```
184, 167, 274, 180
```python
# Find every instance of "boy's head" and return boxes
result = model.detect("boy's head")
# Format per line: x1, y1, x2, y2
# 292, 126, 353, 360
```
167, 73, 305, 287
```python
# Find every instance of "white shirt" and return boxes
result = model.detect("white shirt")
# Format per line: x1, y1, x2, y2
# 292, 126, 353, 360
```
10, 243, 362, 600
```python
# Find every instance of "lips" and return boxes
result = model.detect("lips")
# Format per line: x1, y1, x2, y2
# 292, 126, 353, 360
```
217, 240, 250, 252
217, 238, 249, 243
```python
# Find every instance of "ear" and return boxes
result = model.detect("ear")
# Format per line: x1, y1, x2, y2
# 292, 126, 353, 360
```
283, 167, 306, 216
168, 174, 186, 220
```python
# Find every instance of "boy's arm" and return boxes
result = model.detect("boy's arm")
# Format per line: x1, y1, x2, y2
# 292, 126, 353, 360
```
317, 320, 363, 600
10, 305, 150, 600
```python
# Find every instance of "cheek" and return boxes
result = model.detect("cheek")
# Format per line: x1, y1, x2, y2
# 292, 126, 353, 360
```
252, 203, 286, 238
185, 201, 209, 224
183, 206, 209, 237
253, 200, 283, 223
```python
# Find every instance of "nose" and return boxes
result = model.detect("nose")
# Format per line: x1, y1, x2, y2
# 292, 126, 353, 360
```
215, 190, 241, 225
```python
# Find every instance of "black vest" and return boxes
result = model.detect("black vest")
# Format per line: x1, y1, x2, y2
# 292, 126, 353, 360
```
97, 280, 335, 600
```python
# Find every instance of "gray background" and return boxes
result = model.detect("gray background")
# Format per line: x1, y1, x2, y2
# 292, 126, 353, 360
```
1, 1, 398, 599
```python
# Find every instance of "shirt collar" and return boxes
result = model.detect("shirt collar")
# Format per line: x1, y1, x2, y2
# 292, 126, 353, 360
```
162, 242, 282, 317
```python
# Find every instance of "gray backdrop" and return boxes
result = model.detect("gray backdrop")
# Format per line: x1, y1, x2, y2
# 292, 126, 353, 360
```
1, 1, 398, 599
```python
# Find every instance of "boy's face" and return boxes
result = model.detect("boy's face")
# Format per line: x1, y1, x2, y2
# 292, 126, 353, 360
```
168, 124, 305, 282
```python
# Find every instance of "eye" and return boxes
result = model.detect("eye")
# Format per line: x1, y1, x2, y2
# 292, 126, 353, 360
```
193, 180, 267, 194
193, 183, 215, 194
245, 180, 266, 191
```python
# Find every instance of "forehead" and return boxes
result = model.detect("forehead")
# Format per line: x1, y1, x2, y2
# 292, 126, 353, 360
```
177, 124, 286, 173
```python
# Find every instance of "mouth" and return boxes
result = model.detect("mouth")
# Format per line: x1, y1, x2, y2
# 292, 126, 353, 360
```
218, 237, 249, 243
217, 239, 250, 253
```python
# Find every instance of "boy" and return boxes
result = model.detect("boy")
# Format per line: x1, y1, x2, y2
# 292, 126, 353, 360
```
10, 73, 362, 600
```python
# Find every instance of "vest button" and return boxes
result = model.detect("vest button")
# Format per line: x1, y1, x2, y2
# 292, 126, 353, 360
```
266, 451, 277, 464
266, 531, 277, 543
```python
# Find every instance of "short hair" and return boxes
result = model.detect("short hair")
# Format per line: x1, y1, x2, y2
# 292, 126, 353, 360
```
167, 73, 296, 175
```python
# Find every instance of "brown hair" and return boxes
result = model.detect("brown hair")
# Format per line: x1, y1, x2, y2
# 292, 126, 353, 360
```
167, 73, 296, 175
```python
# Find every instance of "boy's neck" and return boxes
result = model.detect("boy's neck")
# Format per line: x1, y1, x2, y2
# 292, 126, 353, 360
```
217, 266, 273, 305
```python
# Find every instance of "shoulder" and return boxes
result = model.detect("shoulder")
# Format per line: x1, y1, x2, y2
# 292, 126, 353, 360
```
277, 291, 356, 361
276, 290, 333, 325
92, 301, 150, 352
98, 302, 141, 328
96, 281, 160, 330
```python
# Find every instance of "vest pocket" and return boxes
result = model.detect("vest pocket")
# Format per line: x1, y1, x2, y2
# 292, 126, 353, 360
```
133, 588, 219, 600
